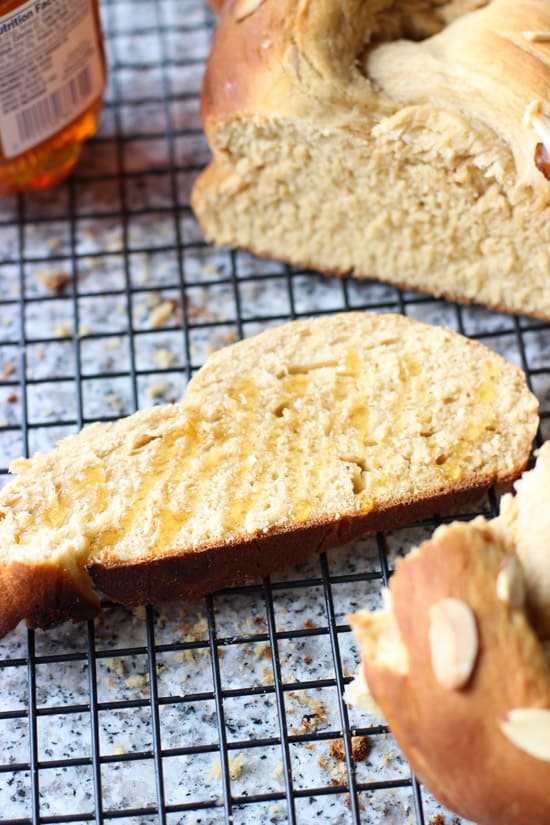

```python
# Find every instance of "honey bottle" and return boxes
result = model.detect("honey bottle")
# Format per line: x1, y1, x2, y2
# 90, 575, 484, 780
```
0, 0, 106, 195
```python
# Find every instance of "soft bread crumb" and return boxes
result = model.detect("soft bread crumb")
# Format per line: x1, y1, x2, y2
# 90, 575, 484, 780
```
145, 380, 170, 399
228, 752, 245, 779
153, 348, 176, 369
271, 760, 283, 779
35, 270, 70, 293
53, 322, 72, 338
148, 301, 174, 329
105, 658, 127, 678
208, 752, 246, 781
125, 673, 149, 689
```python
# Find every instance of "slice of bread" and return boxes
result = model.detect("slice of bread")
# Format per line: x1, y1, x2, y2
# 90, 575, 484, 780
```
192, 0, 550, 319
0, 312, 538, 637
348, 445, 550, 825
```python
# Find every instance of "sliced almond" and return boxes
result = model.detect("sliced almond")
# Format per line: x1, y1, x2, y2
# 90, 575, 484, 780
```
500, 708, 550, 762
522, 31, 550, 43
234, 0, 264, 21
283, 45, 299, 76
496, 553, 526, 608
428, 598, 478, 690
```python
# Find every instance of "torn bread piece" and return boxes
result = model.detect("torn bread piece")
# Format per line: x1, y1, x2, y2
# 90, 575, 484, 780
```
495, 441, 550, 635
0, 312, 538, 638
348, 447, 550, 825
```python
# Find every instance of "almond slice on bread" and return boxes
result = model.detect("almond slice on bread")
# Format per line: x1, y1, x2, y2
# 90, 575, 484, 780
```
0, 312, 538, 637
348, 445, 550, 825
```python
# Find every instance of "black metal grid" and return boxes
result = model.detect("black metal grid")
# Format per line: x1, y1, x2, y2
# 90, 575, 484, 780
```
1, 1, 549, 823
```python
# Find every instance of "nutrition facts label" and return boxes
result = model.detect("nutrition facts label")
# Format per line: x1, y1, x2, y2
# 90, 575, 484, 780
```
0, 0, 104, 159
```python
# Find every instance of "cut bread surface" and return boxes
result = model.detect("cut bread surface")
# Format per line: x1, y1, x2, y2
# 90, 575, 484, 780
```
192, 0, 550, 318
0, 312, 538, 635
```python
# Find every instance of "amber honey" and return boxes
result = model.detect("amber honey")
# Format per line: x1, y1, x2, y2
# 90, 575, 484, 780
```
0, 0, 106, 195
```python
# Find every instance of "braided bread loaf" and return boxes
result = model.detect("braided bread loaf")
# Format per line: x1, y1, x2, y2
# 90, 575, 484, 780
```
193, 0, 550, 318
349, 443, 550, 825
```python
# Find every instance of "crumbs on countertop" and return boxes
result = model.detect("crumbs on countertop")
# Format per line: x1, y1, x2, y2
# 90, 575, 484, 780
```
329, 735, 371, 763
148, 300, 174, 328
208, 752, 246, 781
153, 347, 176, 369
53, 322, 72, 338
1, 362, 16, 380
35, 270, 70, 293
145, 379, 170, 399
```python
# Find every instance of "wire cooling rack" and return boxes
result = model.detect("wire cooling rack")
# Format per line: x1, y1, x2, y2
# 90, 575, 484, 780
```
1, 1, 549, 823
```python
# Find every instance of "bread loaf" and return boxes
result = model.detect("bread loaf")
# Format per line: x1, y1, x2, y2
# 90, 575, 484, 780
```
192, 0, 550, 319
0, 312, 538, 637
348, 444, 550, 825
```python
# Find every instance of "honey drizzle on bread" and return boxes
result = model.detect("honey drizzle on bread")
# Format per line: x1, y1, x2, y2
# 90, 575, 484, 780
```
0, 312, 538, 636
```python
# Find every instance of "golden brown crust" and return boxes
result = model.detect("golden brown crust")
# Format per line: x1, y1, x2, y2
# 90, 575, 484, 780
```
0, 561, 99, 637
201, 0, 550, 174
88, 481, 494, 605
352, 523, 550, 825
199, 0, 319, 145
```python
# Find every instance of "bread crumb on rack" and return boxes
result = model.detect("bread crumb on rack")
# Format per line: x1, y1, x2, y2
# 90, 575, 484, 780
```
105, 393, 125, 412
261, 666, 274, 684
125, 673, 149, 689
329, 735, 371, 763
53, 322, 72, 338
229, 752, 245, 779
145, 380, 170, 400
174, 616, 208, 640
208, 752, 246, 781
1, 361, 16, 380
148, 300, 174, 328
289, 691, 328, 734
105, 657, 127, 678
35, 269, 70, 293
271, 760, 283, 780
153, 347, 176, 369
428, 815, 460, 825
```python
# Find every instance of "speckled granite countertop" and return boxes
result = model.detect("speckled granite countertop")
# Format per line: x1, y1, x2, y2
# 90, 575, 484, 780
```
0, 1, 549, 823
